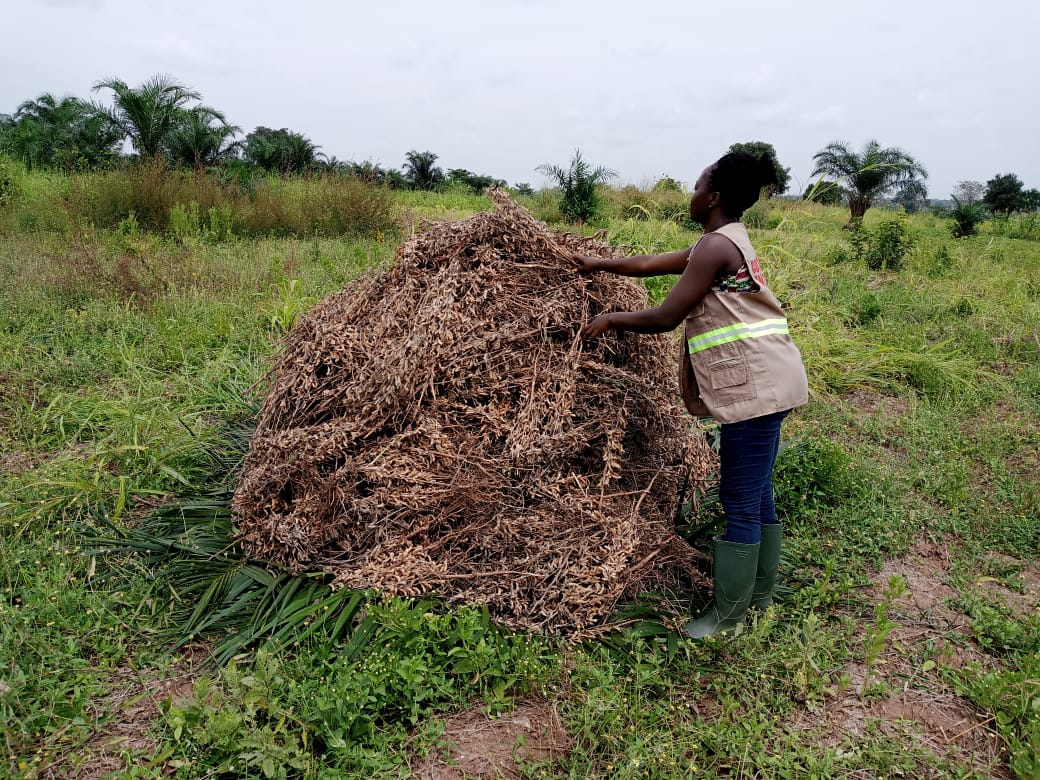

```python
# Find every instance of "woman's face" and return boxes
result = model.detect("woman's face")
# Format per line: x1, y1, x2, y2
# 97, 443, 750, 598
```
688, 164, 718, 225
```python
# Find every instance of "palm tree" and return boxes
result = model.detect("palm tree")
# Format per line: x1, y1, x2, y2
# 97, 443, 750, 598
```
811, 140, 927, 225
536, 149, 617, 224
91, 74, 204, 159
242, 127, 322, 174
5, 93, 121, 170
402, 150, 444, 190
167, 107, 241, 172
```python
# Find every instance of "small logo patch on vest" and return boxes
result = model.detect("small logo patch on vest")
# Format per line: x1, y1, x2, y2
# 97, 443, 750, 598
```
748, 256, 766, 286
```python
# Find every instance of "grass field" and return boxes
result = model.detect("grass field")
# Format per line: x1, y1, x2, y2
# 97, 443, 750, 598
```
1, 176, 1038, 778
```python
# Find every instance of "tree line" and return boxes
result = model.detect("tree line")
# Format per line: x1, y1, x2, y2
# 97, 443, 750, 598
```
0, 75, 503, 194
2, 74, 1037, 225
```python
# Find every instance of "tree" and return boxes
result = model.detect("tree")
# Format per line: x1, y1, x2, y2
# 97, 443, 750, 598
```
447, 167, 506, 194
952, 180, 984, 205
811, 139, 927, 225
0, 93, 121, 170
652, 176, 683, 193
1022, 188, 1040, 212
892, 179, 929, 213
536, 149, 617, 224
242, 127, 323, 174
802, 179, 843, 206
91, 74, 208, 159
167, 107, 240, 171
727, 141, 790, 195
950, 197, 987, 238
984, 173, 1026, 214
514, 182, 534, 196
403, 150, 445, 190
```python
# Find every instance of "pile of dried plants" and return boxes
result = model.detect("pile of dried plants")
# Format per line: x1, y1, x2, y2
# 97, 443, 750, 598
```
233, 189, 716, 633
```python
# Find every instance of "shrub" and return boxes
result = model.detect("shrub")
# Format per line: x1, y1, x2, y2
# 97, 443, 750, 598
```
743, 200, 782, 230
536, 149, 616, 224
851, 292, 882, 327
982, 212, 1040, 241
849, 212, 913, 271
607, 184, 689, 223
949, 197, 987, 238
773, 437, 852, 521
0, 155, 22, 207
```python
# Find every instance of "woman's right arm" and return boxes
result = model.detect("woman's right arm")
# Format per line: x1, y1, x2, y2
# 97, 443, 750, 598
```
572, 247, 693, 277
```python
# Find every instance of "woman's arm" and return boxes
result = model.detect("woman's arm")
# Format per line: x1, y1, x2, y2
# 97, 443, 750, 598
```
581, 234, 738, 338
572, 247, 693, 277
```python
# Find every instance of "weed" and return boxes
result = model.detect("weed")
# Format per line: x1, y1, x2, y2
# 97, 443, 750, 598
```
849, 212, 914, 271
861, 575, 906, 698
773, 436, 854, 521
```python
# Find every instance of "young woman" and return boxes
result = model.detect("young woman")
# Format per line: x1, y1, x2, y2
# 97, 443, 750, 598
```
575, 152, 808, 638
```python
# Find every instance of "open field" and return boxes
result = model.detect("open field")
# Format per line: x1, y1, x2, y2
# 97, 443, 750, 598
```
1, 178, 1038, 778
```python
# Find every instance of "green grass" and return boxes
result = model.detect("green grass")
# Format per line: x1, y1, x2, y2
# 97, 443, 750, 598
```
2, 174, 1039, 777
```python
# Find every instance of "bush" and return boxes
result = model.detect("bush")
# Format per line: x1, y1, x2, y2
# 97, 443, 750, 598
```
949, 198, 987, 238
743, 200, 783, 230
606, 184, 689, 223
0, 155, 22, 207
773, 437, 852, 521
849, 212, 913, 271
43, 164, 399, 240
982, 212, 1040, 241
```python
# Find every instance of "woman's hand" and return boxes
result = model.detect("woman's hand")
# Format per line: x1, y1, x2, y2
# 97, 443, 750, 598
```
569, 252, 601, 274
581, 313, 615, 340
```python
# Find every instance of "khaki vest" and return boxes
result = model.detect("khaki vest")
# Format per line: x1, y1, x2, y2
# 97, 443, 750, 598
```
680, 222, 808, 423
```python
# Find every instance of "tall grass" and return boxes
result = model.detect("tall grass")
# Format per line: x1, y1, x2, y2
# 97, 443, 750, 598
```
1, 161, 399, 240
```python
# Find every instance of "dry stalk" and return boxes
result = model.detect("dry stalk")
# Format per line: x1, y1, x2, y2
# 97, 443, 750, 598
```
233, 188, 716, 633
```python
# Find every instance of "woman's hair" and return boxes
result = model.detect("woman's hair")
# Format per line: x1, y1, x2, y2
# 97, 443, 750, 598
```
708, 152, 780, 218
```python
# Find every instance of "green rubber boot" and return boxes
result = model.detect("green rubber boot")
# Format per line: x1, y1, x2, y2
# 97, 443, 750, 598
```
750, 522, 782, 611
683, 537, 759, 639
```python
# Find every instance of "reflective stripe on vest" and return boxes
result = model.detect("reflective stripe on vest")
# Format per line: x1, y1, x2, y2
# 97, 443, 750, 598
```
686, 317, 790, 355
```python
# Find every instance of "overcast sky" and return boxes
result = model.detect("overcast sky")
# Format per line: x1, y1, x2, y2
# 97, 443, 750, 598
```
3, 0, 1037, 198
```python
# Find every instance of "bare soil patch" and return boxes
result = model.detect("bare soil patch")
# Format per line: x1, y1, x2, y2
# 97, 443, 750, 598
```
791, 538, 1007, 777
973, 552, 1040, 621
414, 700, 572, 779
41, 645, 208, 779
842, 387, 911, 420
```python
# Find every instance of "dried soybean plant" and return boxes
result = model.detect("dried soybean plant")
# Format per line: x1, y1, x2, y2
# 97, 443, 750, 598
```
233, 188, 716, 634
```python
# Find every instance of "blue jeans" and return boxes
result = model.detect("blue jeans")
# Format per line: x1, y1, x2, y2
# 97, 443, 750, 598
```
719, 410, 789, 545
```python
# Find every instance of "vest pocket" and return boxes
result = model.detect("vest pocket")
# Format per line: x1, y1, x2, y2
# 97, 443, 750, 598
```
708, 356, 756, 405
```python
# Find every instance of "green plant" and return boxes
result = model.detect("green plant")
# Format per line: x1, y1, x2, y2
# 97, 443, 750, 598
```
849, 212, 913, 270
950, 653, 1040, 778
164, 652, 316, 778
91, 74, 220, 160
811, 139, 927, 225
0, 155, 22, 206
742, 200, 781, 230
205, 203, 236, 242
861, 575, 906, 698
169, 200, 202, 243
401, 149, 444, 191
950, 197, 988, 238
536, 149, 617, 224
851, 292, 882, 326
773, 436, 853, 521
727, 140, 790, 194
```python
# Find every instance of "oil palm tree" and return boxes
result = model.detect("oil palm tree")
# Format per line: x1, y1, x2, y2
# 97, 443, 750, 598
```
91, 74, 205, 159
242, 127, 323, 174
811, 140, 926, 225
167, 107, 241, 172
4, 93, 120, 170
536, 149, 617, 224
402, 150, 445, 191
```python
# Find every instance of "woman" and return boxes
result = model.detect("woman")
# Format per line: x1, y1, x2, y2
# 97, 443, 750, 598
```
575, 151, 808, 638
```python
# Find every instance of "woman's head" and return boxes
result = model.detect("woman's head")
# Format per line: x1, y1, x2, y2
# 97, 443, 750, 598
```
689, 152, 780, 223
